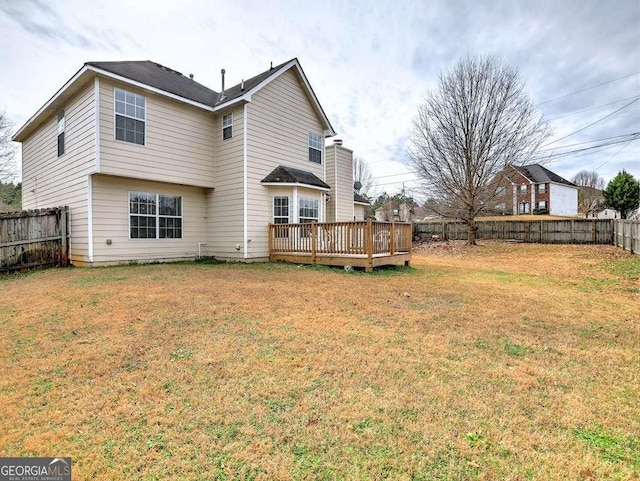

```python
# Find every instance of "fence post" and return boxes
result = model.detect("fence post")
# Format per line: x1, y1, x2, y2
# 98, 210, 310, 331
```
60, 207, 68, 266
443, 222, 448, 241
390, 222, 396, 255
570, 220, 575, 244
311, 222, 317, 264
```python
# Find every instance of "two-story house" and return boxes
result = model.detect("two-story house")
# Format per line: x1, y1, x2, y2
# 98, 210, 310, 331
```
492, 164, 578, 216
13, 59, 365, 265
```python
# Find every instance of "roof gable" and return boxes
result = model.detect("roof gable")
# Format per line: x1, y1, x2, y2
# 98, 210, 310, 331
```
513, 164, 577, 187
261, 165, 330, 190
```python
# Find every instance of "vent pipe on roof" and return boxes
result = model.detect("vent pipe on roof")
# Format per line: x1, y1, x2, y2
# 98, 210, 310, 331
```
221, 69, 226, 93
270, 61, 273, 70
241, 79, 244, 91
333, 139, 343, 146
189, 73, 194, 80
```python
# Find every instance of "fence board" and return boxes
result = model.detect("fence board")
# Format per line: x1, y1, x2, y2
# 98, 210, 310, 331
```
0, 207, 69, 272
414, 219, 614, 245
613, 220, 640, 254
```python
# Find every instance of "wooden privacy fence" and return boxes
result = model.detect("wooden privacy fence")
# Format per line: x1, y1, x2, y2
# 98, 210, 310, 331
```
613, 220, 640, 254
1, 207, 69, 272
414, 219, 613, 244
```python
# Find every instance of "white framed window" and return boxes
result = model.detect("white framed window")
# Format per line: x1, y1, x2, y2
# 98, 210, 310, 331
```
519, 202, 530, 214
273, 196, 289, 224
308, 132, 322, 164
129, 192, 182, 239
537, 183, 546, 194
496, 203, 506, 210
495, 186, 505, 196
222, 113, 233, 140
536, 200, 547, 210
520, 184, 528, 193
57, 110, 65, 157
299, 197, 319, 223
115, 88, 145, 145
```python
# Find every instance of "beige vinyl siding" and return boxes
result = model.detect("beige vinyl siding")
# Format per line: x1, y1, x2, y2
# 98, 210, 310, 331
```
98, 79, 216, 187
325, 144, 354, 222
354, 204, 365, 221
91, 174, 207, 264
21, 81, 96, 263
245, 69, 326, 258
206, 105, 245, 259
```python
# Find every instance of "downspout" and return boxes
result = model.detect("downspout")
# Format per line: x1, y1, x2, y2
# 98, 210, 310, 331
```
243, 103, 248, 258
334, 147, 338, 222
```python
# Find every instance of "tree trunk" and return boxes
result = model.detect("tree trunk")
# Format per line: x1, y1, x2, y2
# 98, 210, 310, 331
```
466, 219, 477, 245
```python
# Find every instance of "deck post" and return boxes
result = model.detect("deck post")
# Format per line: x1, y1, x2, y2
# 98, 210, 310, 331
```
390, 222, 396, 255
311, 221, 317, 264
268, 224, 273, 259
60, 207, 68, 266
366, 218, 373, 272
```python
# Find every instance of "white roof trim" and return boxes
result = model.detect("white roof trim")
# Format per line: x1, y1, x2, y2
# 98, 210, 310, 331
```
87, 66, 215, 112
354, 200, 370, 205
261, 181, 330, 192
212, 59, 336, 137
13, 65, 89, 141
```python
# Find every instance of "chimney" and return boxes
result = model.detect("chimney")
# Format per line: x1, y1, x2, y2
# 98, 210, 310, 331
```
241, 79, 244, 91
221, 69, 226, 93
333, 139, 343, 146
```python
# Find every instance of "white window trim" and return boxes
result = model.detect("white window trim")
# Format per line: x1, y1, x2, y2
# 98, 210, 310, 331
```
273, 195, 290, 223
298, 196, 320, 223
222, 113, 233, 140
114, 87, 147, 146
128, 191, 183, 240
308, 132, 323, 164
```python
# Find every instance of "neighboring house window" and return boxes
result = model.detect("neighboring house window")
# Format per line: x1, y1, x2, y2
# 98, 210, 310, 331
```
537, 183, 546, 194
520, 184, 528, 193
308, 132, 322, 164
115, 88, 145, 145
496, 203, 506, 210
129, 192, 182, 239
273, 196, 289, 224
222, 113, 233, 140
536, 201, 547, 210
495, 186, 505, 197
57, 110, 65, 157
519, 202, 530, 214
299, 197, 319, 223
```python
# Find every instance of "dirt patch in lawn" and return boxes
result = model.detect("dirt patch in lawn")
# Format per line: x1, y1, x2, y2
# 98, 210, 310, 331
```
0, 244, 638, 480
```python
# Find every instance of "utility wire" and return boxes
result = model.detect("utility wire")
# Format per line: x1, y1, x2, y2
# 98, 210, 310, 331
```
541, 97, 640, 147
592, 139, 637, 172
540, 72, 640, 105
546, 96, 640, 121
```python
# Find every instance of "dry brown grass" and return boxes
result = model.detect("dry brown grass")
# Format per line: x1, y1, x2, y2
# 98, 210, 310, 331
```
0, 244, 638, 480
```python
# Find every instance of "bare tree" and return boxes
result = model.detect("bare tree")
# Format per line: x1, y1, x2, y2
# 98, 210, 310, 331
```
571, 170, 605, 217
353, 156, 377, 199
407, 56, 549, 244
0, 110, 18, 183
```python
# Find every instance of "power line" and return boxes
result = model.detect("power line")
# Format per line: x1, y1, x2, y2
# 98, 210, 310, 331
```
541, 97, 640, 147
540, 72, 640, 105
592, 139, 637, 172
546, 96, 640, 121
539, 132, 639, 151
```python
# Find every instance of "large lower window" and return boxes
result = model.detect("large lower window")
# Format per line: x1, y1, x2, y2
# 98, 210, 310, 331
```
308, 132, 322, 164
273, 196, 289, 223
299, 197, 319, 223
129, 192, 182, 239
115, 88, 146, 145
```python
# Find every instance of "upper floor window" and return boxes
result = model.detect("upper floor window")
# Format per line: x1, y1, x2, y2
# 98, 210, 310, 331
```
308, 132, 322, 164
520, 184, 528, 193
495, 186, 505, 197
129, 191, 182, 239
57, 110, 65, 157
222, 113, 233, 140
115, 88, 145, 145
537, 183, 546, 194
273, 196, 289, 224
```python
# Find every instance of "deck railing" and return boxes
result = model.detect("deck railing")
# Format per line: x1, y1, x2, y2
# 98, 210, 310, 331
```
269, 219, 412, 259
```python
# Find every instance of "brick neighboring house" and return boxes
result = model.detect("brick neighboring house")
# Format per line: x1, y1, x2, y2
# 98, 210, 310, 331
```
492, 164, 578, 216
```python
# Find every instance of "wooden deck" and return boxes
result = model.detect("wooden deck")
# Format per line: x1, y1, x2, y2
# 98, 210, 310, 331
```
268, 219, 412, 272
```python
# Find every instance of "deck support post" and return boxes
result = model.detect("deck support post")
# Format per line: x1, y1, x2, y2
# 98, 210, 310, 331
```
366, 218, 373, 272
311, 221, 317, 264
390, 222, 396, 256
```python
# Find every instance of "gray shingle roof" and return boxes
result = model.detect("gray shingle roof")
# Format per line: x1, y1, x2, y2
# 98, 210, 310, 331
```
86, 59, 294, 108
86, 60, 219, 106
354, 192, 370, 204
513, 164, 576, 187
261, 165, 330, 189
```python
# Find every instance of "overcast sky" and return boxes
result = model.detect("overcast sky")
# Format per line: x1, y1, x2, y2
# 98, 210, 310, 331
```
1, 0, 638, 197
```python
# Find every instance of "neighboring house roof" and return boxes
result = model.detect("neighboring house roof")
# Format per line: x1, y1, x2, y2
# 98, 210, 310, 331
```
354, 192, 370, 205
86, 60, 219, 106
261, 165, 330, 190
512, 164, 577, 187
13, 58, 336, 142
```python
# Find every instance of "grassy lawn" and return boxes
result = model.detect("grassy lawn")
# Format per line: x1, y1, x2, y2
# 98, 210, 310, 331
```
0, 244, 638, 480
